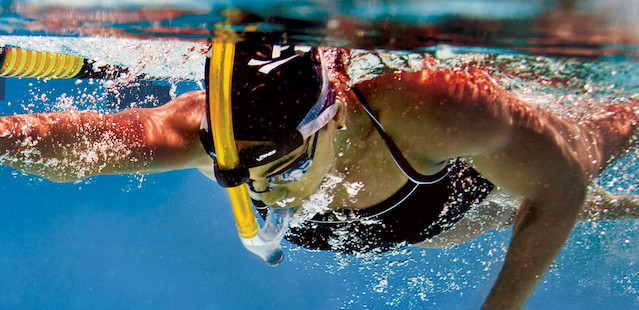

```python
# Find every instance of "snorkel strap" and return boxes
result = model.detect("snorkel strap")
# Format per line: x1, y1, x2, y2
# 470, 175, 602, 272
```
213, 162, 250, 188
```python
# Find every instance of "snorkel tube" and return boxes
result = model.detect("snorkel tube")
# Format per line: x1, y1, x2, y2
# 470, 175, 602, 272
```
207, 28, 291, 266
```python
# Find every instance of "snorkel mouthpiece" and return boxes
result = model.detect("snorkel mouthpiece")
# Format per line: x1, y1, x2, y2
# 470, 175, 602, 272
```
240, 207, 292, 265
208, 33, 290, 265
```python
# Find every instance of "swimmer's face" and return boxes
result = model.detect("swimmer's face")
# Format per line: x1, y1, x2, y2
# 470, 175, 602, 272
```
245, 119, 339, 208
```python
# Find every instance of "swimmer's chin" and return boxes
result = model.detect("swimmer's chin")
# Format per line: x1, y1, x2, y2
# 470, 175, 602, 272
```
253, 186, 316, 209
273, 197, 299, 208
265, 193, 312, 209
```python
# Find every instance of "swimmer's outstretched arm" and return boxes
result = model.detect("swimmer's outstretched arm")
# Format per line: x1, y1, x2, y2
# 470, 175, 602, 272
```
353, 67, 639, 309
0, 90, 211, 182
417, 186, 639, 249
581, 185, 639, 220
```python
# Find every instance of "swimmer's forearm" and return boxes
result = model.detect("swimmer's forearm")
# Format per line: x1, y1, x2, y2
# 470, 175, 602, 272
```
0, 91, 209, 182
481, 193, 581, 310
581, 186, 639, 221
0, 110, 152, 182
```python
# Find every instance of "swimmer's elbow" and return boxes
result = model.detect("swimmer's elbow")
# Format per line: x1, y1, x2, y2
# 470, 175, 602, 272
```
524, 183, 584, 229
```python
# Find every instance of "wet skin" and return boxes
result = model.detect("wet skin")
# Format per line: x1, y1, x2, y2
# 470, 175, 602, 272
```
2, 51, 639, 309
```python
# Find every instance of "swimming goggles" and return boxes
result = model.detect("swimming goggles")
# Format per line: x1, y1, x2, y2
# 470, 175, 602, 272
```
248, 131, 319, 193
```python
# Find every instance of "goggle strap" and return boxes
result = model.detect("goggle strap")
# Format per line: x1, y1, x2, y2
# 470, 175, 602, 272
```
297, 102, 338, 139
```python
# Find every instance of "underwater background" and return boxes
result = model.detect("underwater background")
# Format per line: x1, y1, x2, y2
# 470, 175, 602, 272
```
0, 0, 638, 309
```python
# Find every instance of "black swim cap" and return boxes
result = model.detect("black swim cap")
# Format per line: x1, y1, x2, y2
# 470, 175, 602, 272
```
232, 43, 322, 140
203, 43, 336, 168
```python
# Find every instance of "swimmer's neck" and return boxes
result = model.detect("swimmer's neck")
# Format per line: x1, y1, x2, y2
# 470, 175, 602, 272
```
328, 83, 446, 210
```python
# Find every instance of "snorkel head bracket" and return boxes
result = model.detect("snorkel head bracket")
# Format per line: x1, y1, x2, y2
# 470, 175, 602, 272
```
204, 14, 335, 265
213, 162, 249, 188
205, 30, 293, 265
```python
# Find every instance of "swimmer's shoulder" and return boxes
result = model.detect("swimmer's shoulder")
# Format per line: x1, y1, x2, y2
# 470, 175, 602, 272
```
156, 90, 207, 115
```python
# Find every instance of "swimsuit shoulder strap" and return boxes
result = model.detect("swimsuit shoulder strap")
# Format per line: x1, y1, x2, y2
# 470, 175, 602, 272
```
351, 86, 449, 184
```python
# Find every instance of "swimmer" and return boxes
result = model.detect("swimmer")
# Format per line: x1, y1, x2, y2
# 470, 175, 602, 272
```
1, 44, 639, 310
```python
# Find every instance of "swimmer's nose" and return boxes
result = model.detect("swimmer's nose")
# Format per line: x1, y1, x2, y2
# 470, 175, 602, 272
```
249, 179, 270, 193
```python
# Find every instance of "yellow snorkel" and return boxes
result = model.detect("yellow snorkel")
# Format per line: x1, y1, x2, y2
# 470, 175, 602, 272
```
207, 24, 291, 265
208, 33, 259, 239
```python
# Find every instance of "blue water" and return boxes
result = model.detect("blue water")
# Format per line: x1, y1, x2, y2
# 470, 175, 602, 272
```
0, 72, 638, 310
1, 1, 639, 309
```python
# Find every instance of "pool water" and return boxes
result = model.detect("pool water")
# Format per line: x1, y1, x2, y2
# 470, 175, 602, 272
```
1, 1, 639, 309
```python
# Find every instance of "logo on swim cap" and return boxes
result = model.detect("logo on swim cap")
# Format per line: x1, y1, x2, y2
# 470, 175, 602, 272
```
247, 45, 313, 74
202, 42, 330, 168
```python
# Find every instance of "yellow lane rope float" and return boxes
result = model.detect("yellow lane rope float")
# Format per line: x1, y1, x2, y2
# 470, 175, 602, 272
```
0, 46, 128, 79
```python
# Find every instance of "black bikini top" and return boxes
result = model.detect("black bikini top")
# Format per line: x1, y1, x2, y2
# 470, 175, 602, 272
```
261, 87, 495, 254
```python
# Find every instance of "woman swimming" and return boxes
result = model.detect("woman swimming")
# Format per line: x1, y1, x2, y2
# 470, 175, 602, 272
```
1, 43, 638, 310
